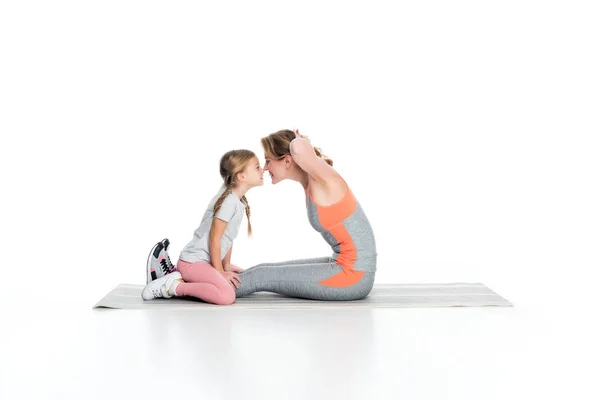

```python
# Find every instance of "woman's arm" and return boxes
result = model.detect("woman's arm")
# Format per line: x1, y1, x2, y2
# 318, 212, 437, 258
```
209, 217, 228, 273
289, 131, 336, 183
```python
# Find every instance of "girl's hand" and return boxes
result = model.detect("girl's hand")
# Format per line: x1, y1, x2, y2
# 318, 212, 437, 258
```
223, 263, 244, 273
229, 265, 245, 273
220, 271, 242, 289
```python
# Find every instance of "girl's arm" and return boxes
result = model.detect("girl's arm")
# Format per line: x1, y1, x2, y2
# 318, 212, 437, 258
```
222, 245, 233, 271
209, 217, 228, 273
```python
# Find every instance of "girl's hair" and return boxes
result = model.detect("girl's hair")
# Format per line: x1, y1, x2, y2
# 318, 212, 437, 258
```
260, 129, 333, 166
214, 149, 256, 236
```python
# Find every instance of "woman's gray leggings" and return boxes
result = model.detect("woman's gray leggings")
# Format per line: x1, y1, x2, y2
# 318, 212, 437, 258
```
234, 256, 375, 301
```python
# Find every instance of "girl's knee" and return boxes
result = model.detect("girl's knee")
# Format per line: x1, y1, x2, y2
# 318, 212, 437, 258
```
215, 288, 235, 305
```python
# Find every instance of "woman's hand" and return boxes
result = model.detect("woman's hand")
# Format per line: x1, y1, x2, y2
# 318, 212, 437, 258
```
294, 129, 310, 143
220, 271, 242, 289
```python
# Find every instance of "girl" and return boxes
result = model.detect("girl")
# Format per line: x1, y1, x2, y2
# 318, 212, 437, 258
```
141, 149, 264, 305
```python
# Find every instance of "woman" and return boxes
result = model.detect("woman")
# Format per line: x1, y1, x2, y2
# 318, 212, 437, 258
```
233, 129, 377, 301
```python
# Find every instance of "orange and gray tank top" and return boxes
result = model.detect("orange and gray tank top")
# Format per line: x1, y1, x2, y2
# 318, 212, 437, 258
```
306, 181, 377, 286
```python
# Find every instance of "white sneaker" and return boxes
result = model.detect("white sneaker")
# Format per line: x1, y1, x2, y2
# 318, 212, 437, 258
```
141, 271, 182, 300
146, 241, 162, 284
145, 238, 176, 284
161, 238, 176, 274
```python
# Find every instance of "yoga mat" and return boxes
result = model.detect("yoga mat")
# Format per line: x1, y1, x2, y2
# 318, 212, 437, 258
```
93, 283, 512, 309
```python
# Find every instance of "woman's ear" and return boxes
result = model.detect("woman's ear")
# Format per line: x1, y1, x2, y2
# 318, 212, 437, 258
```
284, 154, 294, 168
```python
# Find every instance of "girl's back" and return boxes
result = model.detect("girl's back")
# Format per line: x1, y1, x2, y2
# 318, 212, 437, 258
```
179, 185, 246, 264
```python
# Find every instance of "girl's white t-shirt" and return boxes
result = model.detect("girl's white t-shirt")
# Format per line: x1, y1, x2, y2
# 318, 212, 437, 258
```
178, 186, 246, 263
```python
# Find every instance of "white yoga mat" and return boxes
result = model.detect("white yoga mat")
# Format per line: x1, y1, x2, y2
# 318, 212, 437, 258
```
93, 283, 512, 309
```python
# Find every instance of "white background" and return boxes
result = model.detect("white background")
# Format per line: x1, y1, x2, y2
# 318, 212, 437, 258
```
1, 1, 599, 399
2, 0, 598, 309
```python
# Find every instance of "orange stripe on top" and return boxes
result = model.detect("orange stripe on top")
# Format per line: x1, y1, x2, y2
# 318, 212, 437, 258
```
307, 185, 365, 288
313, 186, 357, 229
326, 223, 357, 269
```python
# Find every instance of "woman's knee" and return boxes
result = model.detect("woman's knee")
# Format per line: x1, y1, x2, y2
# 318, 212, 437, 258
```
351, 273, 375, 300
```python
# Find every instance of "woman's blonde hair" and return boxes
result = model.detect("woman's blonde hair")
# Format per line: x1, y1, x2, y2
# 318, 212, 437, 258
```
260, 129, 333, 166
214, 149, 256, 236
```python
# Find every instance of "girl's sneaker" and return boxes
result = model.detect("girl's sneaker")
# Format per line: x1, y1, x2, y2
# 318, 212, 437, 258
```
141, 271, 182, 300
146, 239, 176, 284
161, 238, 176, 276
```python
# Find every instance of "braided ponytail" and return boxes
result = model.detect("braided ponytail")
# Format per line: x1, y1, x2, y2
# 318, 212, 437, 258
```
241, 195, 252, 236
213, 184, 234, 216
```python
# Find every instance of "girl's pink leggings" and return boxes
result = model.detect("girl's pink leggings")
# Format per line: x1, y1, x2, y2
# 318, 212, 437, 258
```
175, 259, 242, 305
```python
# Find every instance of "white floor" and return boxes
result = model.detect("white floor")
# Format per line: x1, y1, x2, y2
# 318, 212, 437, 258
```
2, 289, 598, 400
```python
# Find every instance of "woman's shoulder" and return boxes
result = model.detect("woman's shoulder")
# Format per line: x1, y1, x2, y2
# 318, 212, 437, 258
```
310, 170, 347, 190
307, 172, 350, 206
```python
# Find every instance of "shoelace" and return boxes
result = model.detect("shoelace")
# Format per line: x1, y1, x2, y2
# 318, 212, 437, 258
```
165, 254, 175, 272
149, 287, 163, 298
160, 258, 171, 274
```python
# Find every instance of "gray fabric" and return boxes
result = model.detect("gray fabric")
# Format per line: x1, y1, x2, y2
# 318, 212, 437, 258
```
306, 192, 377, 272
231, 187, 379, 300
242, 257, 333, 271
93, 283, 513, 309
179, 186, 246, 263
235, 261, 375, 300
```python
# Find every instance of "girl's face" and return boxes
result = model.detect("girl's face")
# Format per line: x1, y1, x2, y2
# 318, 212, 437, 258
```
243, 157, 265, 188
262, 155, 288, 184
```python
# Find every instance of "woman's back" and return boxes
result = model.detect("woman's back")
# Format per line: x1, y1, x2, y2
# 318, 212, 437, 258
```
306, 181, 377, 273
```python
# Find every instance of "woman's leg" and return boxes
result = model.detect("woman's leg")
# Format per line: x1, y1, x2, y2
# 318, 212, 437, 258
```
234, 258, 375, 301
241, 257, 332, 272
175, 260, 235, 305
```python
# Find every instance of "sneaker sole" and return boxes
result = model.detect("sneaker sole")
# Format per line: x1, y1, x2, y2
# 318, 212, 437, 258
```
146, 241, 164, 284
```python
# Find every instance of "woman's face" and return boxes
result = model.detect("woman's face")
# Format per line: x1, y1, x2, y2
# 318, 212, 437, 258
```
263, 155, 287, 184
